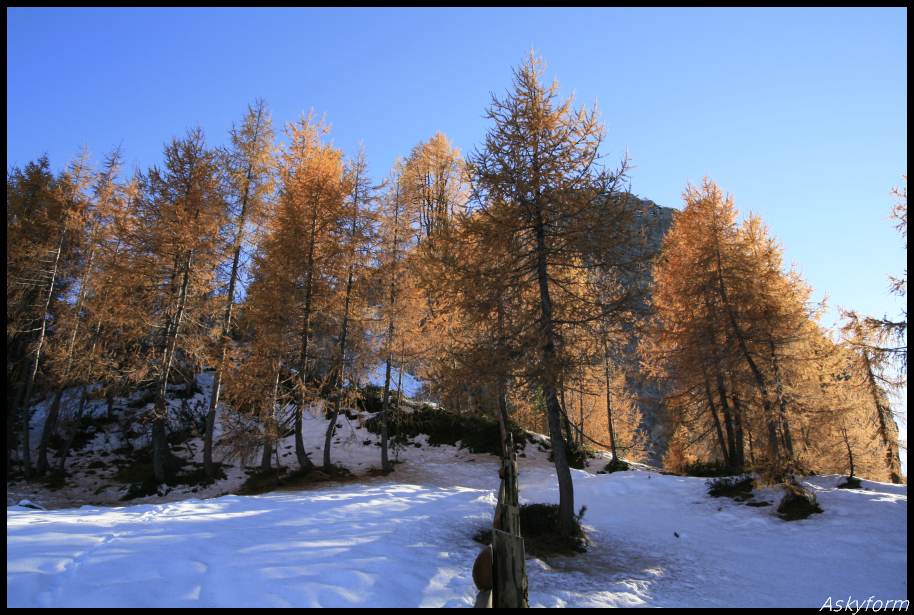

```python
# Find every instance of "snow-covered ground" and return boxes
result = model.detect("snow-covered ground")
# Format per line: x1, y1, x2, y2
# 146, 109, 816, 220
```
6, 371, 908, 607
362, 363, 424, 399
7, 446, 907, 607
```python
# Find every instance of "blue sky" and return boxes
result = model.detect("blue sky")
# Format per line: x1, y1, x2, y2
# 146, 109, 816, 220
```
7, 7, 907, 332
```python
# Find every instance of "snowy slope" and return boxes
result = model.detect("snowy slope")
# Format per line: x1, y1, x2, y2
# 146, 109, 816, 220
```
362, 363, 424, 399
7, 371, 908, 607
7, 449, 907, 607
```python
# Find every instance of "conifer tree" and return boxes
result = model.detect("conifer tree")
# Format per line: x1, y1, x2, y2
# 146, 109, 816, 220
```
839, 315, 904, 483
7, 152, 93, 477
647, 179, 849, 478
271, 113, 344, 470
402, 131, 466, 242
203, 99, 275, 479
322, 147, 374, 469
373, 161, 424, 472
36, 149, 124, 476
129, 129, 228, 482
466, 52, 631, 535
7, 156, 62, 472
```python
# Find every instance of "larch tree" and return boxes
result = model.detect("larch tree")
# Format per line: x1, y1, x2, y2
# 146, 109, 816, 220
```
645, 181, 764, 472
129, 129, 228, 483
834, 176, 906, 482
7, 152, 93, 477
647, 179, 855, 479
839, 315, 904, 483
855, 177, 907, 371
203, 99, 276, 479
466, 52, 631, 536
219, 183, 294, 473
272, 113, 345, 470
36, 148, 125, 476
219, 280, 289, 473
7, 156, 61, 472
373, 161, 427, 472
402, 131, 466, 267
7, 157, 52, 470
322, 146, 375, 469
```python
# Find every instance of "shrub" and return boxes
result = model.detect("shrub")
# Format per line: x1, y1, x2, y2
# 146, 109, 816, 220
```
356, 385, 386, 414
707, 474, 754, 500
683, 460, 738, 477
237, 465, 355, 496
599, 458, 630, 474
127, 389, 157, 409
777, 481, 823, 521
115, 448, 223, 500
40, 470, 67, 490
237, 468, 287, 495
364, 407, 526, 456
565, 441, 590, 470
837, 476, 862, 489
549, 440, 591, 469
473, 503, 588, 556
171, 380, 201, 400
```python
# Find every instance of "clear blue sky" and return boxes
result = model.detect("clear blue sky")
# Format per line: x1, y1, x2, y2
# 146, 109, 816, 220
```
7, 7, 907, 331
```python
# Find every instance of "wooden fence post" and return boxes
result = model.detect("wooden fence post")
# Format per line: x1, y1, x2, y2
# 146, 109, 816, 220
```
475, 426, 529, 607
492, 434, 528, 608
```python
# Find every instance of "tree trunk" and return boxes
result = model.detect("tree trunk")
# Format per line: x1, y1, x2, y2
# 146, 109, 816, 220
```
396, 361, 404, 409
841, 427, 855, 478
205, 130, 260, 478
730, 389, 746, 469
56, 387, 88, 475
295, 215, 319, 471
746, 422, 755, 465
380, 190, 402, 475
36, 389, 64, 476
713, 245, 780, 467
533, 210, 575, 537
715, 374, 738, 469
862, 351, 902, 483
380, 354, 394, 473
261, 367, 281, 472
323, 262, 355, 469
37, 212, 103, 477
495, 297, 511, 460
153, 247, 194, 483
768, 339, 795, 461
703, 374, 730, 466
602, 350, 618, 462
577, 369, 585, 448
19, 233, 65, 478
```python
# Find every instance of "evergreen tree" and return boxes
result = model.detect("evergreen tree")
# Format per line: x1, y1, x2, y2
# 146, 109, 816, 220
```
466, 52, 631, 535
271, 113, 345, 470
203, 99, 276, 479
129, 129, 228, 482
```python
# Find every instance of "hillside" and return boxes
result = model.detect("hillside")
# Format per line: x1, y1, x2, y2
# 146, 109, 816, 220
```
8, 438, 907, 607
7, 369, 908, 608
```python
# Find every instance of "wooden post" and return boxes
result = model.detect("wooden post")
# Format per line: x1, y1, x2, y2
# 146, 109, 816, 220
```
492, 433, 528, 608
476, 420, 529, 607
492, 529, 527, 608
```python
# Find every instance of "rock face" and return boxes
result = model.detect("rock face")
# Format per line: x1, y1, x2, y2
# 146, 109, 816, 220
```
616, 195, 677, 465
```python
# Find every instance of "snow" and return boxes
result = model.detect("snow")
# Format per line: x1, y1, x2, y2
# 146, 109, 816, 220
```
7, 442, 907, 607
7, 372, 907, 607
362, 363, 423, 399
